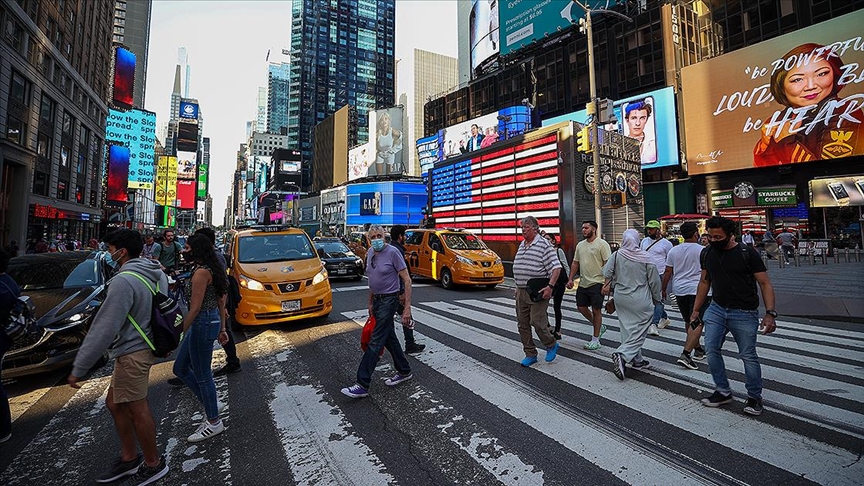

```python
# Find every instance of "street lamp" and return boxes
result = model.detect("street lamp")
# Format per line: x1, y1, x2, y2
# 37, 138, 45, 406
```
571, 1, 633, 237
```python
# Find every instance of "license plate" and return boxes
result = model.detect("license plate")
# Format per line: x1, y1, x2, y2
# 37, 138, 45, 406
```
281, 300, 301, 312
336, 269, 347, 274
484, 272, 493, 277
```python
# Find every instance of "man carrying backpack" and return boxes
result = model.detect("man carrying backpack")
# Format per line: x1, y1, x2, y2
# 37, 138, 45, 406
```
67, 229, 170, 484
153, 229, 183, 272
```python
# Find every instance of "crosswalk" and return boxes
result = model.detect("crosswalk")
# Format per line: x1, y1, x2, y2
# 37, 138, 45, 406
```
1, 293, 862, 485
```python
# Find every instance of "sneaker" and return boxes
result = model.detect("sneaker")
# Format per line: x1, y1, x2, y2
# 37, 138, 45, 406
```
168, 377, 184, 387
118, 455, 169, 486
404, 343, 426, 354
630, 359, 651, 370
96, 453, 143, 483
341, 384, 369, 398
693, 347, 706, 360
520, 355, 538, 367
648, 324, 660, 336
599, 324, 607, 338
743, 397, 764, 416
612, 353, 625, 380
187, 420, 225, 443
213, 363, 242, 377
384, 373, 413, 386
583, 340, 601, 350
0, 432, 10, 444
701, 391, 733, 407
657, 317, 671, 329
545, 342, 559, 362
677, 352, 698, 370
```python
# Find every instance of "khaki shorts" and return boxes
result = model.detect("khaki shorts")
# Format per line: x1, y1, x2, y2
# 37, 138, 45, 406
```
111, 349, 156, 403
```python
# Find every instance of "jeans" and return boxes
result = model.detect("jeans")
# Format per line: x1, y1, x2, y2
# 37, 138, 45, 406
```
703, 302, 763, 399
550, 280, 566, 333
357, 295, 411, 389
652, 301, 668, 325
173, 308, 222, 420
222, 317, 240, 367
396, 300, 415, 347
1, 330, 11, 437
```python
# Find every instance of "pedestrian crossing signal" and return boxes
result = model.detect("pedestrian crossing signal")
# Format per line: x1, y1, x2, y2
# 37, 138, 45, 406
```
577, 126, 592, 153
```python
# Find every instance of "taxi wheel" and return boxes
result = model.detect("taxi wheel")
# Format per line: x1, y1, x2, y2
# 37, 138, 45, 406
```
440, 268, 454, 290
485, 283, 498, 289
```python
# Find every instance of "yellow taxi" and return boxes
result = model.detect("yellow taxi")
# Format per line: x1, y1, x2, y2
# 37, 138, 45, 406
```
228, 225, 332, 326
402, 228, 504, 289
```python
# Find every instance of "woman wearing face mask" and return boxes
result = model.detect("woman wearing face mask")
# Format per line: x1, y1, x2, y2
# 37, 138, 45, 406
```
171, 234, 230, 442
341, 225, 414, 399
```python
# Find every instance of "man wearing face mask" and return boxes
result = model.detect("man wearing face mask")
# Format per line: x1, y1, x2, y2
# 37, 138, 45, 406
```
67, 229, 170, 483
640, 220, 673, 335
692, 216, 777, 417
341, 225, 414, 399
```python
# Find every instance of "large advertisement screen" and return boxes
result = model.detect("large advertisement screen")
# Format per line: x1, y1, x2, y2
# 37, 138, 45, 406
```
105, 108, 157, 189
348, 145, 374, 181
543, 87, 680, 168
155, 156, 178, 206
470, 0, 499, 73
177, 150, 197, 180
113, 46, 135, 108
681, 11, 864, 175
810, 175, 864, 207
349, 107, 406, 181
106, 145, 130, 204
179, 100, 199, 120
176, 121, 198, 152
176, 180, 196, 209
197, 163, 208, 200
416, 135, 439, 177
437, 105, 532, 161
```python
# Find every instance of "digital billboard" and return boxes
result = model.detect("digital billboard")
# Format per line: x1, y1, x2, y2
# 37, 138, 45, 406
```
176, 121, 198, 152
197, 163, 208, 200
155, 205, 176, 227
499, 1, 620, 57
416, 135, 439, 177
177, 150, 197, 180
280, 160, 301, 173
106, 145, 130, 204
346, 182, 427, 226
176, 180, 196, 209
155, 156, 178, 206
543, 87, 680, 168
105, 108, 157, 189
470, 0, 499, 73
348, 145, 374, 181
810, 175, 864, 207
112, 46, 135, 108
438, 105, 533, 161
348, 107, 407, 181
179, 100, 199, 120
681, 11, 864, 175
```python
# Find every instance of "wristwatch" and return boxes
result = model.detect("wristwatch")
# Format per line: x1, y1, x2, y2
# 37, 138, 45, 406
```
765, 310, 778, 318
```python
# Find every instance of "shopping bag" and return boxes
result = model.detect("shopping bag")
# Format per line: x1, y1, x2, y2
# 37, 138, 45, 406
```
360, 316, 385, 356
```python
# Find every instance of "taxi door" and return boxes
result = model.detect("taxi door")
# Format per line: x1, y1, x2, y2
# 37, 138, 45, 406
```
404, 230, 429, 278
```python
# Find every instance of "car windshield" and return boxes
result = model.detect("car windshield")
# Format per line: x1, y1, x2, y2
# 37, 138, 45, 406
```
7, 255, 97, 290
315, 241, 352, 257
443, 233, 486, 250
238, 234, 316, 263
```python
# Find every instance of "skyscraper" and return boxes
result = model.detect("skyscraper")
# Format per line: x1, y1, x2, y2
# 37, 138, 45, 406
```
267, 63, 289, 134
287, 0, 396, 191
113, 0, 152, 108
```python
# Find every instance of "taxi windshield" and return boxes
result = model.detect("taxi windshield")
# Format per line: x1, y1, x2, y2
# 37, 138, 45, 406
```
443, 233, 485, 250
238, 234, 316, 263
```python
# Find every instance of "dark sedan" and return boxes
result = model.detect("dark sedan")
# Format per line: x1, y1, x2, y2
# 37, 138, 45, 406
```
314, 238, 364, 281
3, 251, 112, 379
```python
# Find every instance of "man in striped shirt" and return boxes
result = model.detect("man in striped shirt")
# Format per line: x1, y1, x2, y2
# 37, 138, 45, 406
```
512, 216, 562, 367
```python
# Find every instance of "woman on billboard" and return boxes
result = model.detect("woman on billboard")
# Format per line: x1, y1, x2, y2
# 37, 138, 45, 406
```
370, 111, 403, 176
754, 43, 864, 166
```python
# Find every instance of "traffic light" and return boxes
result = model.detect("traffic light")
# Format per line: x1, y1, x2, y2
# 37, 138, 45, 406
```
577, 126, 592, 153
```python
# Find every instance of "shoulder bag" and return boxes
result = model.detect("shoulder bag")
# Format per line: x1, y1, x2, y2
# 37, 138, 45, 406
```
602, 253, 618, 315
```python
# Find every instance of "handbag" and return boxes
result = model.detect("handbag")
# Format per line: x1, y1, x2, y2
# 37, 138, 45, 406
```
604, 296, 616, 315
360, 316, 385, 356
526, 278, 550, 303
602, 253, 618, 315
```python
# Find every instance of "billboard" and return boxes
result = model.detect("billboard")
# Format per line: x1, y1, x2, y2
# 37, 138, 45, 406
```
543, 87, 680, 168
810, 175, 864, 207
281, 160, 301, 173
179, 100, 199, 120
155, 205, 176, 227
177, 150, 197, 180
348, 145, 374, 181
359, 192, 382, 216
112, 46, 135, 108
438, 105, 532, 161
106, 145, 130, 204
348, 107, 407, 181
416, 135, 439, 177
176, 180, 196, 209
155, 156, 178, 206
681, 11, 864, 175
197, 163, 208, 200
470, 0, 499, 73
105, 108, 157, 189
176, 121, 198, 152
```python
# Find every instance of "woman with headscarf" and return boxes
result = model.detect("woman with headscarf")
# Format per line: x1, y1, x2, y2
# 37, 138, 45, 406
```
602, 229, 662, 380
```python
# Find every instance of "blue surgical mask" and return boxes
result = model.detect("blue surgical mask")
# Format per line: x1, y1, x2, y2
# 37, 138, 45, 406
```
371, 238, 385, 251
105, 250, 122, 269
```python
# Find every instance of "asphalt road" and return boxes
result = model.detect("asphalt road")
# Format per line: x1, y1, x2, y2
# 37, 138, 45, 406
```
1, 276, 862, 485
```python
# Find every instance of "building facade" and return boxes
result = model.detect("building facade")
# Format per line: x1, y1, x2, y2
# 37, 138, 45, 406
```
1, 0, 115, 247
112, 0, 150, 108
266, 62, 289, 135
287, 0, 396, 191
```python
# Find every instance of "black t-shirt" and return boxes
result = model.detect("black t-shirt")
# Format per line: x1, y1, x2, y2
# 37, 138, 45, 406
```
701, 243, 767, 310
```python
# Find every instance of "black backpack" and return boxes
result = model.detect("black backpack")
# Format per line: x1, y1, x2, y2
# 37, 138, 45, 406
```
120, 271, 186, 358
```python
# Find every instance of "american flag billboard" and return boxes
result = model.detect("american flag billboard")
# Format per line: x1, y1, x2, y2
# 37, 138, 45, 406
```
431, 133, 560, 243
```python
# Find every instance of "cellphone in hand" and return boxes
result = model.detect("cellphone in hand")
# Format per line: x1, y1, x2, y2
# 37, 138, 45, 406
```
689, 317, 703, 330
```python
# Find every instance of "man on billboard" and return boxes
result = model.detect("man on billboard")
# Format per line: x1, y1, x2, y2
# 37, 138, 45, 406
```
460, 124, 485, 153
623, 99, 657, 165
370, 111, 403, 177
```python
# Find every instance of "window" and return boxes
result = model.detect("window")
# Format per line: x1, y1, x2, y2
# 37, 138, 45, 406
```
37, 132, 53, 158
61, 146, 70, 167
57, 179, 68, 200
76, 185, 84, 203
10, 71, 31, 105
40, 94, 56, 123
32, 170, 49, 196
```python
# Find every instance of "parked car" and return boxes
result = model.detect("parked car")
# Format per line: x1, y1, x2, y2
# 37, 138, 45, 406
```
2, 251, 113, 379
402, 228, 504, 289
314, 237, 364, 280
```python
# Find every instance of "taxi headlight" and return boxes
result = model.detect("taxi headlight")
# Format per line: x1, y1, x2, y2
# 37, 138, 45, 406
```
494, 257, 502, 265
239, 275, 265, 291
312, 267, 328, 285
456, 255, 475, 266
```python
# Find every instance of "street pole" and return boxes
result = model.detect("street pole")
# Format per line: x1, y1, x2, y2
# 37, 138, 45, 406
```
584, 10, 603, 237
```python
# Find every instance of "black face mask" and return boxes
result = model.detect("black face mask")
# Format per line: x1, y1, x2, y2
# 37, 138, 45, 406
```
709, 237, 731, 251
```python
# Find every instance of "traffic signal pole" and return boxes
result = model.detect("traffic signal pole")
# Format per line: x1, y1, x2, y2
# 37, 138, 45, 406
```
584, 10, 603, 236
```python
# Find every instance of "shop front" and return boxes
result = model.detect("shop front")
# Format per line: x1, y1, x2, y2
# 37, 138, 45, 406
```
809, 174, 864, 249
709, 183, 799, 236
345, 181, 426, 232
27, 202, 102, 246
296, 195, 321, 236
321, 186, 347, 236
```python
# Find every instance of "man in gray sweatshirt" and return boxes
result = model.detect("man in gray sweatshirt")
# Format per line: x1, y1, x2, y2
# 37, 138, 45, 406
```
68, 229, 170, 484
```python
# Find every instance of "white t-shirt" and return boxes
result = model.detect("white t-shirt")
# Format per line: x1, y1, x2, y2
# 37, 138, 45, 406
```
665, 242, 711, 296
640, 236, 673, 275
